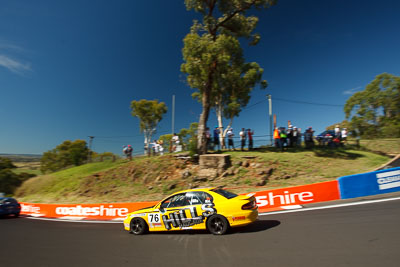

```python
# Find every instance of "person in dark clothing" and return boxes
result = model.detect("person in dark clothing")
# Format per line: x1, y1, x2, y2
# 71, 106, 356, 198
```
240, 128, 246, 151
304, 127, 315, 149
292, 126, 298, 147
279, 127, 288, 151
213, 126, 220, 151
247, 129, 254, 150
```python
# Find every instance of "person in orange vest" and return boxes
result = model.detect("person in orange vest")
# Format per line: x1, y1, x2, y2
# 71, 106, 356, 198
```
273, 127, 281, 149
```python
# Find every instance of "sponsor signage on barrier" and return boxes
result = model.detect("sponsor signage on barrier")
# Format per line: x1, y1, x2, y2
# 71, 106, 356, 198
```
20, 201, 158, 220
338, 167, 400, 199
20, 180, 340, 220
251, 181, 340, 212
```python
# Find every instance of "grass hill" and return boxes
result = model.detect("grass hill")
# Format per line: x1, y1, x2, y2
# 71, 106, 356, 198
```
14, 139, 399, 204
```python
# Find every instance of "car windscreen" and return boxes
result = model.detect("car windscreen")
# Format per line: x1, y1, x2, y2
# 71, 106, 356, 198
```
211, 188, 238, 199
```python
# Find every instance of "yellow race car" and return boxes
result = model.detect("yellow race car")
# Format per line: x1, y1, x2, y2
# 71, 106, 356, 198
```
123, 187, 258, 235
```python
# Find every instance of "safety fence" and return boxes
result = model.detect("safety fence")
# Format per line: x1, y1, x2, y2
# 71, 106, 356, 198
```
20, 167, 400, 220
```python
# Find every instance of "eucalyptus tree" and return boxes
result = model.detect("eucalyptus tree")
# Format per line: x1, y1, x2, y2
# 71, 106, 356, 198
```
130, 99, 168, 155
181, 0, 276, 154
344, 73, 400, 138
216, 61, 267, 147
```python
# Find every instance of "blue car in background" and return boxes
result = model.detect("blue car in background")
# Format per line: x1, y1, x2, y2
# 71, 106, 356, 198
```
316, 130, 336, 145
0, 197, 21, 217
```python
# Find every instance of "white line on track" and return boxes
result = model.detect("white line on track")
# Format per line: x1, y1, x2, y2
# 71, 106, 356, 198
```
259, 196, 400, 216
26, 217, 122, 224
25, 196, 400, 224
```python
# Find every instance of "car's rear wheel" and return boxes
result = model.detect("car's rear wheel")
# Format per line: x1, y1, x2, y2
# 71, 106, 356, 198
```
130, 218, 148, 235
207, 214, 229, 235
14, 212, 20, 218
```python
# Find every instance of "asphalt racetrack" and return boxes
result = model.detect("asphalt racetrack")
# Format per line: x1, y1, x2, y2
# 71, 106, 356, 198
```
2, 197, 400, 267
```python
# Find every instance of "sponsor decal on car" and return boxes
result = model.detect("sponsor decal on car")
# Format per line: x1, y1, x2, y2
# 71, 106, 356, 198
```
151, 222, 163, 227
162, 204, 216, 230
232, 216, 246, 221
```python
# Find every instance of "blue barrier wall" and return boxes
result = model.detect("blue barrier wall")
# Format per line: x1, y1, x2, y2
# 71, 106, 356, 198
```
338, 167, 400, 199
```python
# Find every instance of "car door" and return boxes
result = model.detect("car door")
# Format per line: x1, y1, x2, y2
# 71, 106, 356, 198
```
158, 193, 192, 230
3, 199, 15, 214
184, 191, 216, 230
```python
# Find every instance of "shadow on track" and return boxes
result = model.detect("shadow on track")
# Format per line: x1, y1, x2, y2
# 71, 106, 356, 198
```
143, 219, 280, 236
231, 220, 280, 234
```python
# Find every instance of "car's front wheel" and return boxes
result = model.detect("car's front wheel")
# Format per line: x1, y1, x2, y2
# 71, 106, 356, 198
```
130, 218, 148, 235
207, 214, 229, 235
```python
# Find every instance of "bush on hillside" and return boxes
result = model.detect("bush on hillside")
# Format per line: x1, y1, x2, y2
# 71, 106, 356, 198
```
0, 157, 36, 195
40, 140, 89, 173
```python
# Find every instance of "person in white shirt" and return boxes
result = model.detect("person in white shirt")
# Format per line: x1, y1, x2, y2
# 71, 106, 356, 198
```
239, 128, 246, 151
227, 128, 235, 150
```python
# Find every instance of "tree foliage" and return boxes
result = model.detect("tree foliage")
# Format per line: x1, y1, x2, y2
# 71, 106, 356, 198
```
0, 157, 35, 195
0, 157, 16, 170
130, 99, 167, 155
344, 73, 400, 138
159, 122, 198, 153
40, 140, 89, 173
178, 122, 198, 151
181, 0, 276, 153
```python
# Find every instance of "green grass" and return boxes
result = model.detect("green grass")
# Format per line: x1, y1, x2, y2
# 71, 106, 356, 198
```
359, 138, 400, 155
14, 139, 398, 204
15, 160, 126, 203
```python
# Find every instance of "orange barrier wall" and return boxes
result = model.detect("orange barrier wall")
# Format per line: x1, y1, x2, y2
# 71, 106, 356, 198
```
252, 180, 340, 212
20, 201, 158, 220
20, 180, 340, 220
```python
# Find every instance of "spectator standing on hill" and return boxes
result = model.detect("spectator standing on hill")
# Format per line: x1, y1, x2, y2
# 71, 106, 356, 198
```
304, 127, 314, 149
172, 133, 179, 152
335, 125, 341, 138
213, 126, 220, 151
151, 140, 160, 155
341, 128, 348, 145
288, 125, 294, 147
279, 127, 288, 151
227, 127, 235, 150
291, 126, 298, 147
125, 145, 133, 160
240, 128, 246, 151
247, 129, 254, 150
273, 127, 281, 149
297, 128, 302, 146
158, 140, 164, 155
205, 127, 211, 151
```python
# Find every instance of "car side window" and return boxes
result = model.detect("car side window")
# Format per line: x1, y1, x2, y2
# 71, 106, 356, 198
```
186, 191, 213, 205
160, 193, 189, 209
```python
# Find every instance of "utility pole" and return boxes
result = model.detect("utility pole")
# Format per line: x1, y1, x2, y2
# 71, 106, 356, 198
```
170, 94, 175, 153
172, 94, 175, 135
88, 136, 94, 162
267, 94, 273, 146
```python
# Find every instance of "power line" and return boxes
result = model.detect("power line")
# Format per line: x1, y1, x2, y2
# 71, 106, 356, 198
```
273, 97, 344, 107
240, 97, 343, 113
94, 131, 170, 139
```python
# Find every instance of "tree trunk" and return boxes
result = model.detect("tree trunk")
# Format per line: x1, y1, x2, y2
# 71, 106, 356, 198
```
197, 91, 211, 154
197, 60, 217, 155
215, 99, 226, 149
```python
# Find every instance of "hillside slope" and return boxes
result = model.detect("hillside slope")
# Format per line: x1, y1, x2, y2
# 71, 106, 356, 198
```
15, 147, 392, 204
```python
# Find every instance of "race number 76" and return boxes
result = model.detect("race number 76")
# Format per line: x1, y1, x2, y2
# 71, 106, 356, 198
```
148, 213, 160, 223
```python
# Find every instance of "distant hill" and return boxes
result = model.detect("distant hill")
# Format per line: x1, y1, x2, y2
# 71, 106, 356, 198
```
0, 153, 42, 163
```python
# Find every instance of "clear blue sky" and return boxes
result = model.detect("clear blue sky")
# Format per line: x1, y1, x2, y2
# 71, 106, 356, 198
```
1, 0, 399, 156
